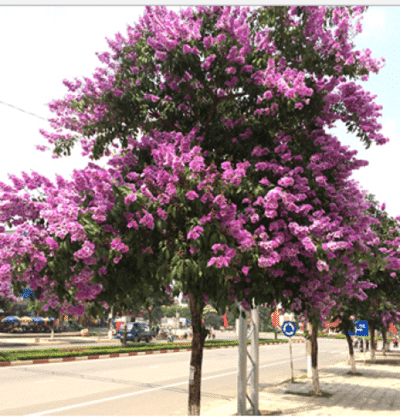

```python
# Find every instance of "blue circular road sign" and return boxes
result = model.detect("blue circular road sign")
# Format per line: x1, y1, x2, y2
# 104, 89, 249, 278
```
282, 321, 297, 337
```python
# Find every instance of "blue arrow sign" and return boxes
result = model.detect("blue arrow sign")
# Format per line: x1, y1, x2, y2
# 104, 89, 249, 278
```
282, 321, 297, 337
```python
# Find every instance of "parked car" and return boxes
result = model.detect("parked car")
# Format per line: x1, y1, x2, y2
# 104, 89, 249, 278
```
115, 322, 156, 343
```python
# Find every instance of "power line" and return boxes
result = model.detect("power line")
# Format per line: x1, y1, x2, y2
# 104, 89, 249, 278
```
0, 100, 47, 121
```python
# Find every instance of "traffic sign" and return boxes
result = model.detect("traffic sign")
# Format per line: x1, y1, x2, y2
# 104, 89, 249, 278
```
282, 321, 296, 337
348, 320, 369, 337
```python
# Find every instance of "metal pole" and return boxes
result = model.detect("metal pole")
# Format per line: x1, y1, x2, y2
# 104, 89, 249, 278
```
251, 306, 260, 415
289, 337, 294, 383
363, 336, 366, 364
237, 304, 247, 416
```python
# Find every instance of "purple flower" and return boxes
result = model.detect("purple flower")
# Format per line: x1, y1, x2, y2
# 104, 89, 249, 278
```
127, 220, 139, 229
186, 191, 199, 200
242, 266, 250, 276
98, 266, 107, 276
316, 260, 329, 272
113, 255, 122, 264
139, 210, 154, 229
45, 237, 59, 251
277, 177, 294, 187
157, 207, 168, 220
124, 193, 137, 205
155, 50, 168, 61
187, 226, 204, 240
143, 94, 159, 102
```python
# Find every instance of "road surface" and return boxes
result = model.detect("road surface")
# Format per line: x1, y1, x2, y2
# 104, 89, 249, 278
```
0, 338, 363, 416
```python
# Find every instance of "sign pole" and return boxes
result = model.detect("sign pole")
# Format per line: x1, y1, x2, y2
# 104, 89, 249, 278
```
363, 336, 366, 364
282, 320, 297, 383
237, 305, 247, 416
289, 336, 294, 383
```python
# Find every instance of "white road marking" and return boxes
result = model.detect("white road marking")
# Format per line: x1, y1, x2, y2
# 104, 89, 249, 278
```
25, 357, 304, 416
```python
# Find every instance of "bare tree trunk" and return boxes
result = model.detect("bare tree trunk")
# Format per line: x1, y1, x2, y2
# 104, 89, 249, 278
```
311, 323, 320, 394
187, 290, 207, 416
370, 320, 376, 363
382, 327, 388, 356
344, 331, 356, 373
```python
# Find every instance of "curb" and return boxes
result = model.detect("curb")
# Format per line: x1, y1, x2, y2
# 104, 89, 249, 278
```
0, 340, 305, 368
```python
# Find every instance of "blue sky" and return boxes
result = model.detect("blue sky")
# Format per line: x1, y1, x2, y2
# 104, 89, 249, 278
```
0, 6, 399, 216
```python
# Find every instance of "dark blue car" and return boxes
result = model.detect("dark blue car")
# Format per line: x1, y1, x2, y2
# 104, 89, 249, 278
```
115, 322, 156, 343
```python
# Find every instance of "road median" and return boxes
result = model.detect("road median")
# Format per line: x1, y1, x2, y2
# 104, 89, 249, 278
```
0, 338, 305, 367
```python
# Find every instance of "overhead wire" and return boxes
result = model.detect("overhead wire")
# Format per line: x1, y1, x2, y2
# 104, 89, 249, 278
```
0, 100, 48, 121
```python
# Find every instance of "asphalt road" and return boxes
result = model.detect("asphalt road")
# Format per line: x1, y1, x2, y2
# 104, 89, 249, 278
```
0, 338, 361, 416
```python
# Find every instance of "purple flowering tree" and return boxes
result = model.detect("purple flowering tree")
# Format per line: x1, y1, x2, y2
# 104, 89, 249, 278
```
0, 5, 394, 411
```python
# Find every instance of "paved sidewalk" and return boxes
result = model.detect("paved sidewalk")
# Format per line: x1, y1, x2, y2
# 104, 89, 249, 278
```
204, 350, 400, 416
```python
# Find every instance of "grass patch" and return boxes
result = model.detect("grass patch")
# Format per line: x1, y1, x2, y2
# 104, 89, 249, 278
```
0, 338, 287, 362
285, 390, 333, 398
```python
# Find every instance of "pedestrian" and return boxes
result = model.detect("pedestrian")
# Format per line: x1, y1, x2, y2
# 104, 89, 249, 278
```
186, 327, 191, 339
366, 339, 369, 351
359, 339, 363, 352
156, 326, 159, 336
394, 337, 398, 348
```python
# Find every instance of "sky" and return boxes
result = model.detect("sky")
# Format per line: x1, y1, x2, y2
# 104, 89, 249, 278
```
1, 5, 400, 218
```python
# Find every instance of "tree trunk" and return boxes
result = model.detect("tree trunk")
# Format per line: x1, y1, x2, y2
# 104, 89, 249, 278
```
148, 307, 153, 331
108, 305, 114, 340
274, 327, 278, 340
306, 322, 312, 377
382, 327, 388, 356
187, 290, 207, 416
122, 313, 131, 347
344, 331, 356, 374
370, 320, 376, 362
50, 316, 55, 340
311, 323, 320, 394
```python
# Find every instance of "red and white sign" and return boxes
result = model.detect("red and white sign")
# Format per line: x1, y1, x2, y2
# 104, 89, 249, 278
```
272, 310, 280, 327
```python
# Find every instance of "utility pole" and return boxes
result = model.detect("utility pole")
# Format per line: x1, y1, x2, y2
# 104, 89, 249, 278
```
237, 302, 260, 415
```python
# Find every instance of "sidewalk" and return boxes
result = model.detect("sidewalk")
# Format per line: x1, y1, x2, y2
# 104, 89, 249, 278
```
204, 350, 400, 416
